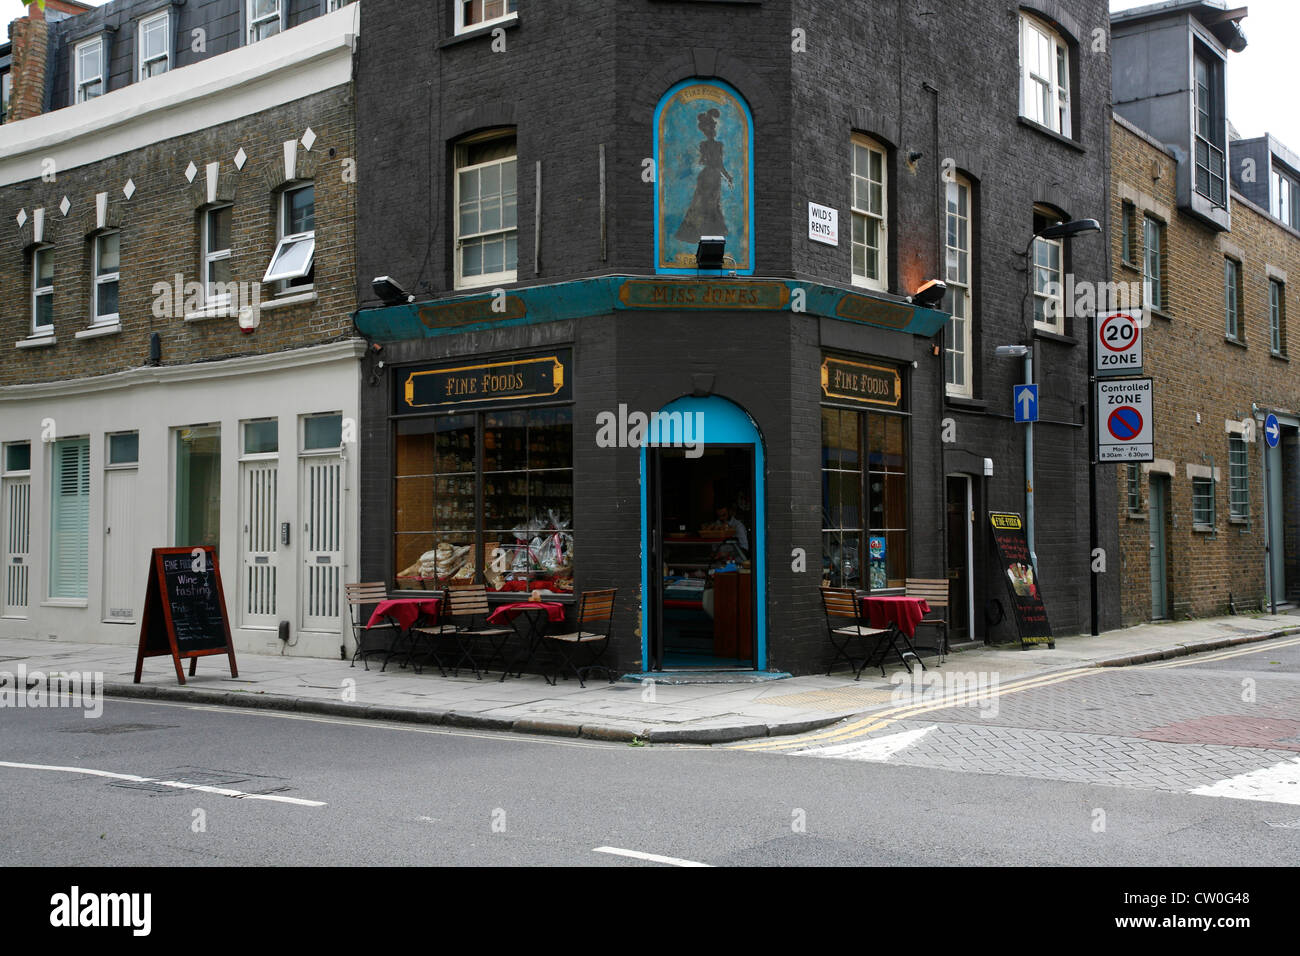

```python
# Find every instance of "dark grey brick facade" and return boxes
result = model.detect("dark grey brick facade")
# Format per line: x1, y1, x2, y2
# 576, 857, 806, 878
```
354, 0, 1121, 675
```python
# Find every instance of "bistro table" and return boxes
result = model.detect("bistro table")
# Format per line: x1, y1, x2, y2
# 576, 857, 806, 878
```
366, 597, 442, 671
487, 601, 567, 684
859, 595, 931, 674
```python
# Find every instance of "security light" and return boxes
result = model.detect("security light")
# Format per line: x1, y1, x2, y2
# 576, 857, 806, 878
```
1036, 218, 1101, 241
372, 276, 415, 305
910, 278, 947, 308
695, 236, 727, 270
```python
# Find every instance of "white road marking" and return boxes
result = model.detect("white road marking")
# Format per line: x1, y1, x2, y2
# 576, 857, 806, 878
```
0, 760, 327, 807
1190, 757, 1300, 806
791, 725, 935, 761
593, 846, 712, 867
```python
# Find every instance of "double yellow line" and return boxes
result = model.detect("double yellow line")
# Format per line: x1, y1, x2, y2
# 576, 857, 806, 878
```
732, 666, 1099, 753
1143, 634, 1300, 669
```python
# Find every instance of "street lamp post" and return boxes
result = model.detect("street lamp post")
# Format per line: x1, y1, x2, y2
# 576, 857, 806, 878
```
1003, 218, 1101, 618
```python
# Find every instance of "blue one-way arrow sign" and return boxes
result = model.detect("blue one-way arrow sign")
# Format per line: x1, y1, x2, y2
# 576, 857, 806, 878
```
1014, 384, 1039, 423
1265, 413, 1280, 448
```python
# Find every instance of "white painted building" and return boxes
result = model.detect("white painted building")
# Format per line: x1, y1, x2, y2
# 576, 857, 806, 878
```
0, 4, 363, 661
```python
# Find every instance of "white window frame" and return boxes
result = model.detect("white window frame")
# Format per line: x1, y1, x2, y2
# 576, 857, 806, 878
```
1228, 434, 1248, 520
454, 132, 518, 290
74, 36, 104, 104
137, 10, 170, 81
324, 0, 348, 10
1270, 279, 1285, 356
1142, 215, 1164, 313
454, 0, 519, 36
1032, 207, 1064, 334
48, 436, 90, 602
92, 230, 120, 327
106, 431, 140, 470
32, 246, 54, 336
850, 134, 888, 293
301, 412, 344, 454
1019, 13, 1071, 136
944, 175, 973, 397
203, 204, 234, 306
1191, 475, 1215, 530
246, 0, 283, 45
1224, 257, 1240, 340
263, 184, 315, 290
242, 418, 280, 461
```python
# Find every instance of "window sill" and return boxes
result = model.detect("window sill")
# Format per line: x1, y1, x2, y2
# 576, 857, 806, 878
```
441, 14, 519, 48
1270, 351, 1290, 362
454, 274, 518, 293
1147, 307, 1173, 322
850, 277, 889, 295
1033, 328, 1078, 346
1120, 259, 1141, 273
258, 291, 318, 311
16, 334, 56, 349
1229, 516, 1250, 526
185, 303, 240, 322
1126, 511, 1147, 521
74, 322, 122, 340
42, 599, 89, 609
1192, 524, 1216, 534
1225, 335, 1246, 349
1016, 116, 1085, 152
945, 395, 987, 411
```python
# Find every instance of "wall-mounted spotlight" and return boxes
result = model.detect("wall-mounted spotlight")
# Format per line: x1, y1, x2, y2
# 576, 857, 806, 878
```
910, 278, 947, 308
907, 150, 924, 165
696, 236, 727, 270
372, 276, 415, 305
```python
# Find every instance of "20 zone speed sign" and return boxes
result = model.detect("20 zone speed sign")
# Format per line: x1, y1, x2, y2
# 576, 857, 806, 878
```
1095, 310, 1144, 376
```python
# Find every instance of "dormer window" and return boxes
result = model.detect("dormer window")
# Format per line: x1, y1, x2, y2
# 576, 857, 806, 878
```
1194, 49, 1226, 207
1273, 164, 1299, 228
138, 11, 171, 80
248, 0, 283, 43
74, 37, 104, 103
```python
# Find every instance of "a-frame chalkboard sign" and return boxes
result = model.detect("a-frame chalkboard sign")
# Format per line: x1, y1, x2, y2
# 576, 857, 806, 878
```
133, 546, 238, 685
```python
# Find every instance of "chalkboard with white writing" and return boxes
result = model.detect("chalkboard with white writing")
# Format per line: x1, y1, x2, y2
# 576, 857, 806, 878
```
134, 546, 238, 685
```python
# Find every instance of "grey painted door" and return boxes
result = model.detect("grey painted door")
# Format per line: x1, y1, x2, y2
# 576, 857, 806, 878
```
1149, 476, 1168, 620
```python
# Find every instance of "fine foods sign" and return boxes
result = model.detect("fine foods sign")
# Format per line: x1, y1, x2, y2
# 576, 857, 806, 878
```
820, 356, 902, 407
398, 350, 571, 414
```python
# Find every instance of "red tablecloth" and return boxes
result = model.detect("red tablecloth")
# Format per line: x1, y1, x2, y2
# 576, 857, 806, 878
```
487, 602, 567, 625
861, 596, 931, 639
367, 598, 440, 630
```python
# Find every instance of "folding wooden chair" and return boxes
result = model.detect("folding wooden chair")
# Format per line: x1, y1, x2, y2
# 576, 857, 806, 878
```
346, 582, 399, 671
905, 578, 951, 665
821, 586, 892, 680
544, 589, 617, 687
424, 584, 514, 679
407, 588, 454, 677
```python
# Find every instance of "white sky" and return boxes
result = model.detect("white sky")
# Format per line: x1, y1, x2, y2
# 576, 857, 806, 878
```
5, 0, 1295, 148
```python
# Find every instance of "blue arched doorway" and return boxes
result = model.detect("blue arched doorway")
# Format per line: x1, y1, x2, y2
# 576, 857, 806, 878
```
639, 396, 766, 671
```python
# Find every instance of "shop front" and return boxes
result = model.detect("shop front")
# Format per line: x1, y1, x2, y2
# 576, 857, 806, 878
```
356, 274, 949, 677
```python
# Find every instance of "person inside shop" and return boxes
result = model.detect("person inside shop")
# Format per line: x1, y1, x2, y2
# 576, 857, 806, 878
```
714, 504, 749, 553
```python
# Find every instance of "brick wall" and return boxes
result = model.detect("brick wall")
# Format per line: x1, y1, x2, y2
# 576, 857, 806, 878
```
1112, 116, 1300, 622
0, 84, 358, 387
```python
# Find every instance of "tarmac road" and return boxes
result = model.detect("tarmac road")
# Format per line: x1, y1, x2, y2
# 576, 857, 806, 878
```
2, 636, 1298, 866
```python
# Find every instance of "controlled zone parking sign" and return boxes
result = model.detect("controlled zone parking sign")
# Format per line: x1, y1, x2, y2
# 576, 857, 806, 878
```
1097, 378, 1153, 462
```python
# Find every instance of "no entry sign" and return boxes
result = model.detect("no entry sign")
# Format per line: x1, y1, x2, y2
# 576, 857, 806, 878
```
1095, 310, 1143, 375
1097, 378, 1154, 462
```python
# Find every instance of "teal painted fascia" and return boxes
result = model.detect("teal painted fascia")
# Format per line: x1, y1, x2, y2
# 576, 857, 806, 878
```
355, 275, 951, 342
